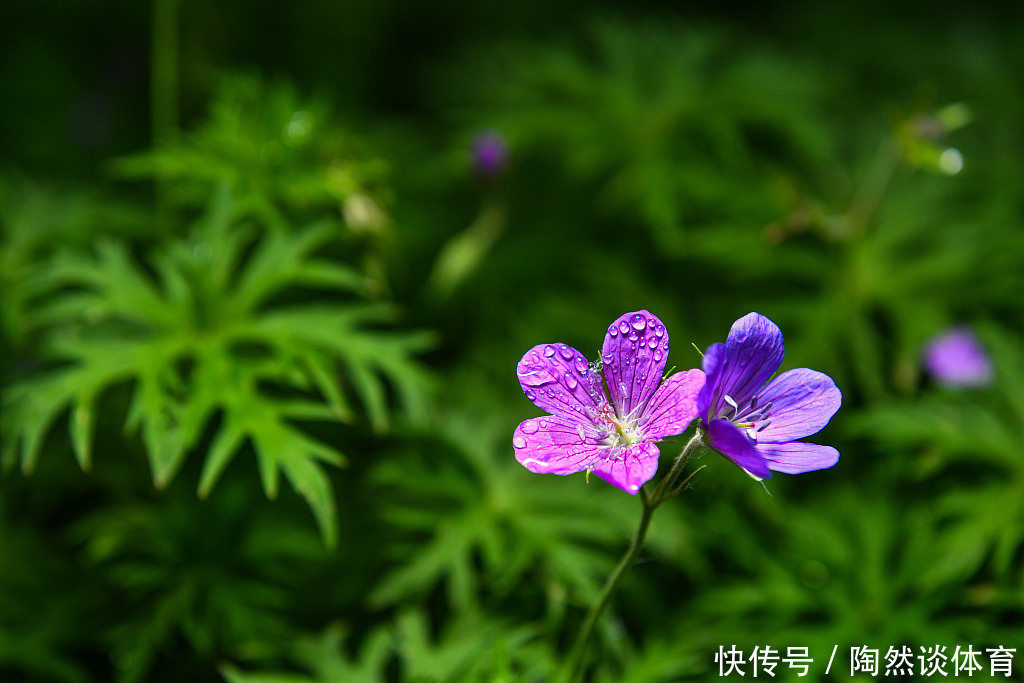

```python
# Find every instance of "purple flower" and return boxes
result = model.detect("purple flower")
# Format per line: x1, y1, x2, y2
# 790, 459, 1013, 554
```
514, 311, 705, 494
697, 313, 841, 480
471, 130, 508, 181
922, 326, 993, 389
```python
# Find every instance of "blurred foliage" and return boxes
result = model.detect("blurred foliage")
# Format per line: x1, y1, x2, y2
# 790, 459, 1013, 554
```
3, 1, 1024, 681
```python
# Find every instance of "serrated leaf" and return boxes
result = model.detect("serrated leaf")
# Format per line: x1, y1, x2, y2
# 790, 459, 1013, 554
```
69, 390, 96, 471
6, 154, 427, 546
345, 361, 388, 434
197, 416, 248, 499
250, 422, 340, 548
301, 352, 354, 422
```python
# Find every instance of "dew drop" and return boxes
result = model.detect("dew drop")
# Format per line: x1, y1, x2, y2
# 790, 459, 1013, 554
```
609, 326, 618, 337
559, 344, 574, 360
522, 420, 539, 434
648, 338, 658, 349
631, 314, 646, 330
513, 434, 527, 449
520, 369, 550, 387
525, 389, 536, 400
628, 331, 640, 342
543, 345, 555, 358
574, 357, 587, 374
653, 350, 663, 361
565, 373, 579, 390
619, 321, 630, 334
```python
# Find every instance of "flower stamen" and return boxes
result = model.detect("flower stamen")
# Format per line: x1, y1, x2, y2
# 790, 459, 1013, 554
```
723, 394, 739, 418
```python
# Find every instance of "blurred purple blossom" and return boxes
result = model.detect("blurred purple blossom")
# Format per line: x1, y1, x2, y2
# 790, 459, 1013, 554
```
471, 130, 508, 181
697, 313, 841, 480
514, 311, 705, 494
922, 326, 993, 389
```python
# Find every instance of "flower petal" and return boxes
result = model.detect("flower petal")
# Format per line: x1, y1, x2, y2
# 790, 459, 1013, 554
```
601, 310, 670, 420
706, 419, 772, 479
590, 442, 660, 494
696, 342, 727, 422
699, 313, 784, 420
517, 343, 605, 423
513, 416, 604, 475
759, 441, 839, 475
755, 368, 842, 443
641, 369, 705, 439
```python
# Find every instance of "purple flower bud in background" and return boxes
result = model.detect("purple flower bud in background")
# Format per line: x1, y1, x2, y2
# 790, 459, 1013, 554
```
922, 326, 994, 389
471, 130, 508, 182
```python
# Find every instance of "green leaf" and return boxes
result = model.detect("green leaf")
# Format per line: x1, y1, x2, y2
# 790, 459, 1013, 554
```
4, 180, 428, 546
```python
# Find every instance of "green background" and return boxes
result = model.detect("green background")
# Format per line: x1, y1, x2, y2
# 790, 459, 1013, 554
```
3, 1, 1024, 680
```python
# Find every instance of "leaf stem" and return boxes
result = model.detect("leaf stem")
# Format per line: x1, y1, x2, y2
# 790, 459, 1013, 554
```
559, 431, 704, 681
650, 430, 704, 507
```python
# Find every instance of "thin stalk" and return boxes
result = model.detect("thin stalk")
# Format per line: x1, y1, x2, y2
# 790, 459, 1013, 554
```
559, 432, 704, 681
840, 135, 901, 241
650, 430, 704, 507
559, 497, 655, 682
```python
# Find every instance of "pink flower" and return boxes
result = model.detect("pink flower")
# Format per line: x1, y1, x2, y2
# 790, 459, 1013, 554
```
513, 311, 705, 494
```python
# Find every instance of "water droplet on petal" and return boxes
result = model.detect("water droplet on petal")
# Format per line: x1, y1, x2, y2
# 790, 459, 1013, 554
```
609, 326, 618, 337
525, 389, 536, 400
648, 338, 658, 349
559, 345, 574, 360
574, 357, 587, 374
521, 420, 540, 434
628, 331, 639, 342
519, 368, 551, 387
513, 434, 527, 448
565, 373, 579, 390
631, 314, 646, 330
619, 321, 630, 334
603, 352, 613, 363
654, 350, 663, 361
543, 345, 555, 358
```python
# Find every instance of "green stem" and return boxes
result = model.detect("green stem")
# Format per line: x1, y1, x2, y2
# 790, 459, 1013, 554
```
559, 432, 704, 681
840, 135, 901, 241
650, 430, 704, 507
560, 496, 654, 682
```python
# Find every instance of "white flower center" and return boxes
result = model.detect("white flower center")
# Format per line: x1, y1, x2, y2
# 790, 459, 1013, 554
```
586, 400, 645, 450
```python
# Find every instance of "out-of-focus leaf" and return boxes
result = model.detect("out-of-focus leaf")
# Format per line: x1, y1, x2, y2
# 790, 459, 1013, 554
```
2, 184, 431, 546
